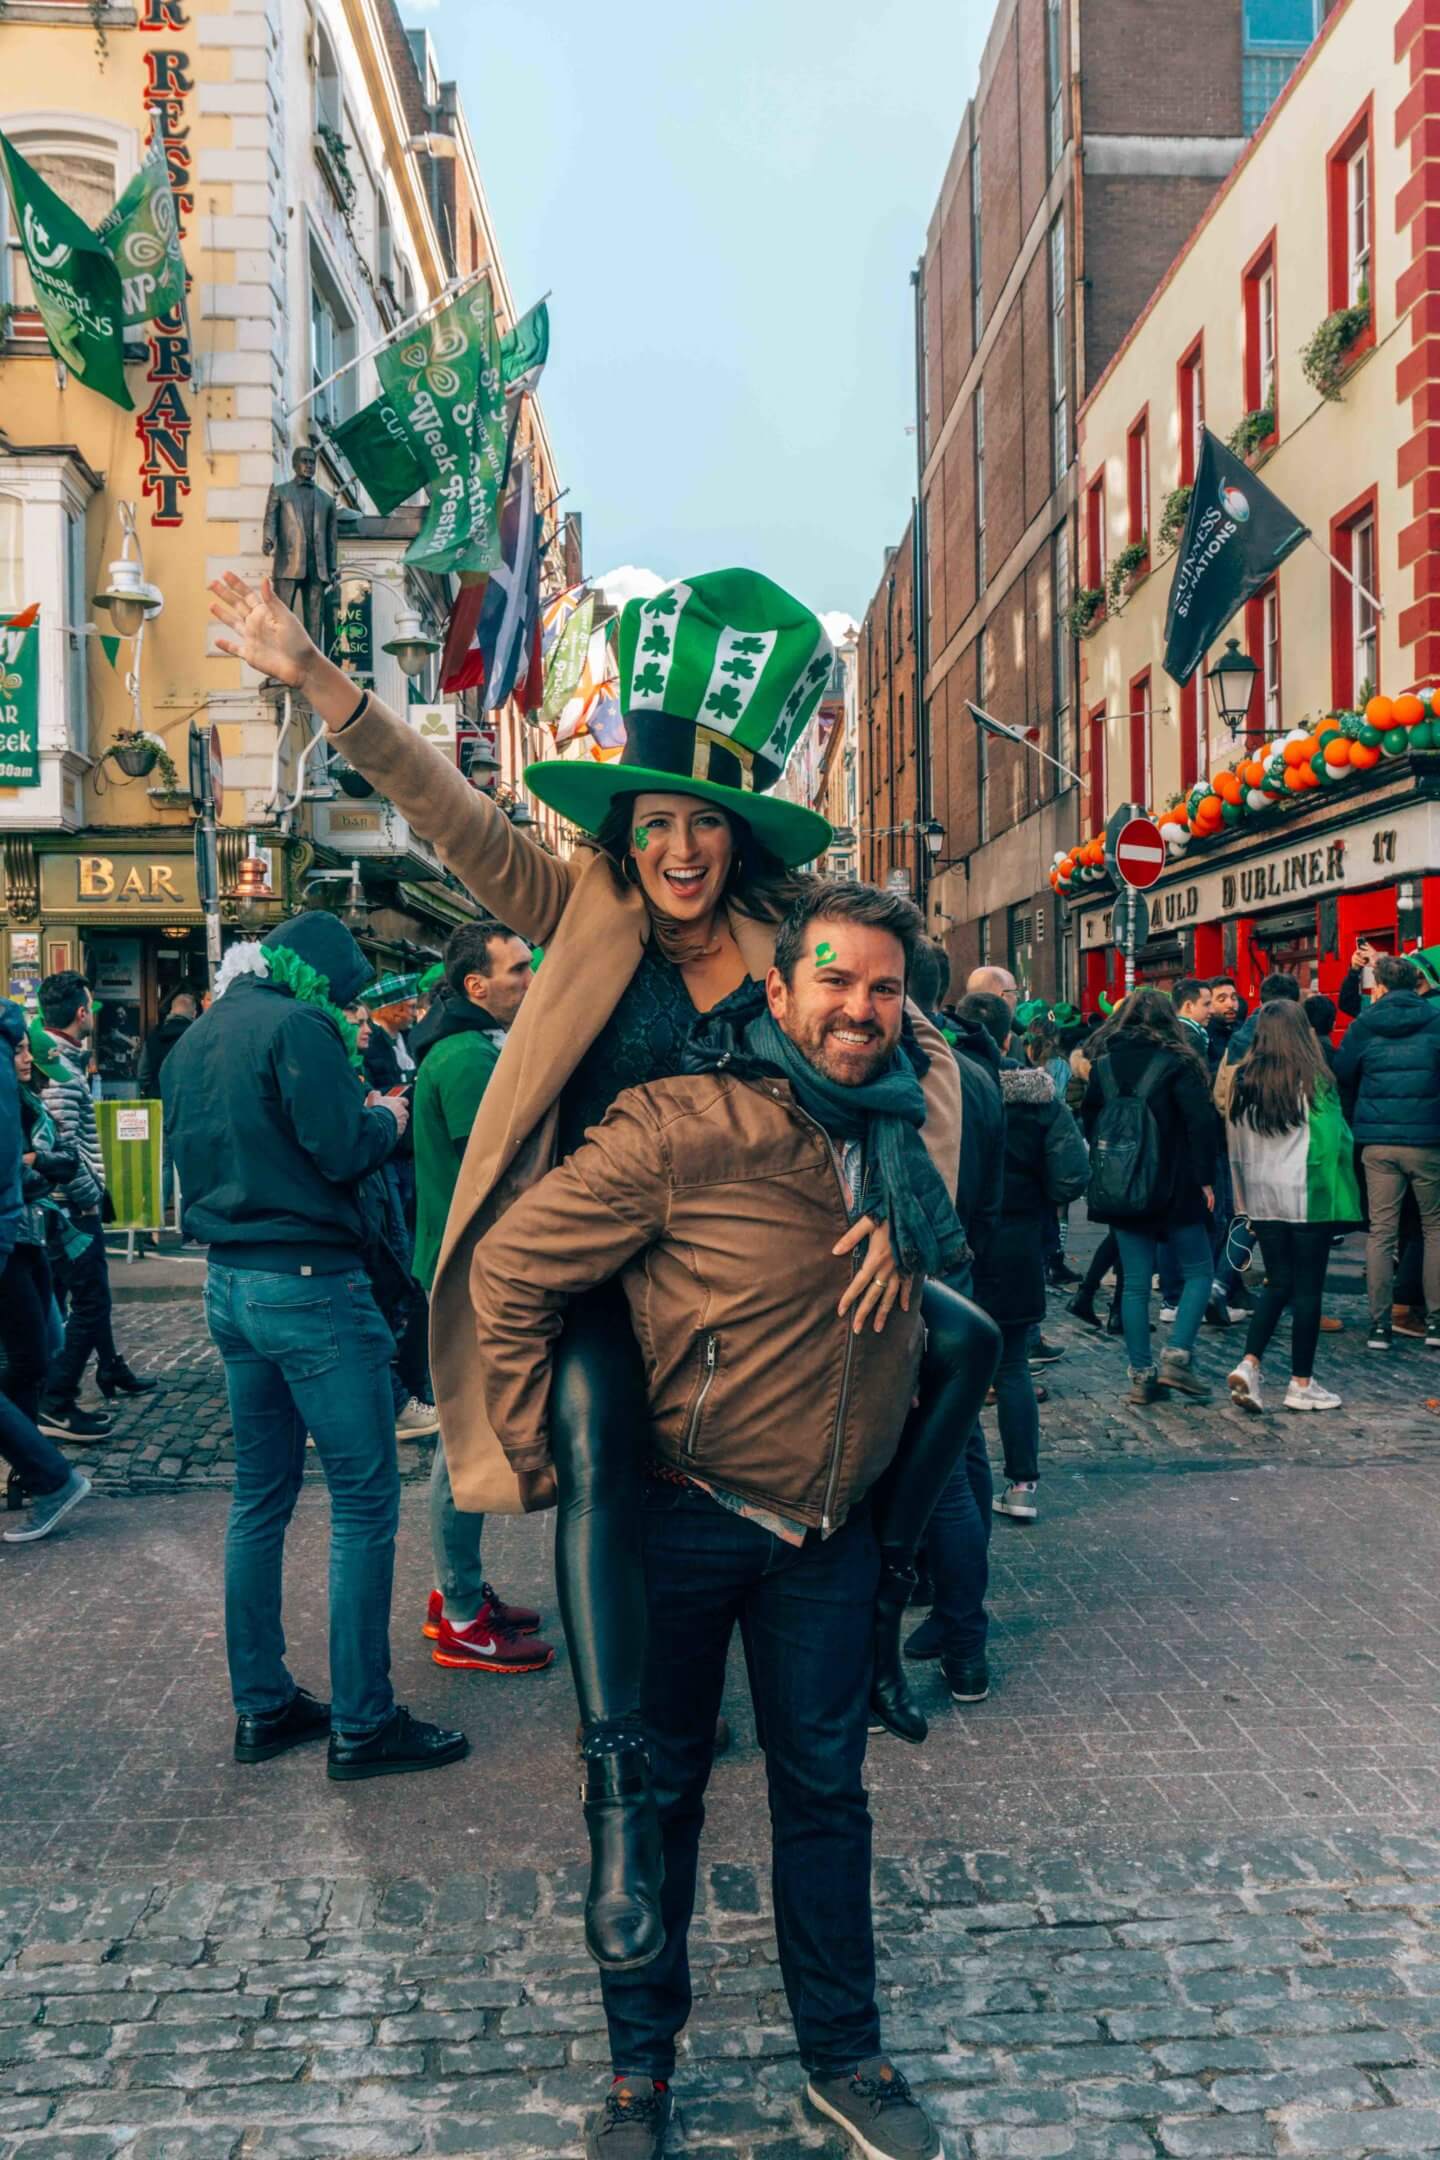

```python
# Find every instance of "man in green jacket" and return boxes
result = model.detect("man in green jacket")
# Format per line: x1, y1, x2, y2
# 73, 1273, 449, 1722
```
412, 918, 552, 1676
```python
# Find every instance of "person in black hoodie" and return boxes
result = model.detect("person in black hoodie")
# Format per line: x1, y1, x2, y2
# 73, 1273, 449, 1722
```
162, 914, 467, 1784
1334, 951, 1440, 1349
136, 988, 197, 1098
1083, 989, 1219, 1405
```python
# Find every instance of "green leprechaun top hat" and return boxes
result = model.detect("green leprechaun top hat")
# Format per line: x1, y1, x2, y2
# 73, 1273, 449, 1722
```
523, 568, 837, 868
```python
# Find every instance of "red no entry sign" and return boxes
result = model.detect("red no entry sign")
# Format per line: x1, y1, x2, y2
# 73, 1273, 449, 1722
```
1112, 816, 1166, 890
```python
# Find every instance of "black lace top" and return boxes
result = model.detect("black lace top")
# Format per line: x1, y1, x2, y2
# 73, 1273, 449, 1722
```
557, 941, 756, 1157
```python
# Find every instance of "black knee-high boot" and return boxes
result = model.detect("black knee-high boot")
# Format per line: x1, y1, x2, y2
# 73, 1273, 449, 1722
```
868, 1281, 1001, 1743
549, 1291, 664, 1972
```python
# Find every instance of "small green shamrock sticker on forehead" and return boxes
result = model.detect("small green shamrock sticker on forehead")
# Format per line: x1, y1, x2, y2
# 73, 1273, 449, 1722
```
815, 941, 836, 965
634, 825, 650, 851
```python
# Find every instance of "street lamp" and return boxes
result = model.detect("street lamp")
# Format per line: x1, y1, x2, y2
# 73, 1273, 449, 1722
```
93, 556, 164, 637
381, 611, 442, 679
1206, 638, 1259, 738
507, 797, 537, 829
232, 841, 277, 931
922, 818, 945, 862
303, 859, 370, 932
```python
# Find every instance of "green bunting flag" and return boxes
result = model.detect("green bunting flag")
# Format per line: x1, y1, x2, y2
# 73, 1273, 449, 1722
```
96, 134, 186, 326
0, 132, 132, 409
98, 634, 122, 670
542, 591, 593, 720
327, 395, 427, 516
377, 282, 508, 576
500, 299, 549, 394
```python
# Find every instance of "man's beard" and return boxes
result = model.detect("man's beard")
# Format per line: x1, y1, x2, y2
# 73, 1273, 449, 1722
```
788, 1012, 895, 1087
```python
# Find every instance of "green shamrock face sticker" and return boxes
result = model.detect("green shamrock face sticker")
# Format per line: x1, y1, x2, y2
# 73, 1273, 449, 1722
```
816, 941, 836, 964
634, 826, 650, 851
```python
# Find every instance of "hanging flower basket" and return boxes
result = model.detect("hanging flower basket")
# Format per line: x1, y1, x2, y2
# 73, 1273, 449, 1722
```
111, 740, 159, 778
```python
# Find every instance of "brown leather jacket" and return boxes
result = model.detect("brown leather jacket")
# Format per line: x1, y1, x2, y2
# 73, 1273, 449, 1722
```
470, 1070, 925, 1534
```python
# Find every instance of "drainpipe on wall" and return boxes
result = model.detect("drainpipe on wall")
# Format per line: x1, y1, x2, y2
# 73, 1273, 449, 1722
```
910, 262, 932, 911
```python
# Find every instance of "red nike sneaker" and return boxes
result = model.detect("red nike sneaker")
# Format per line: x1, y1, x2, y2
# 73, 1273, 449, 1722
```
432, 1603, 555, 1675
423, 1584, 542, 1641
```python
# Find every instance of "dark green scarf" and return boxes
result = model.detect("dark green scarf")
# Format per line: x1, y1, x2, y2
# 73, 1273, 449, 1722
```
684, 992, 968, 1277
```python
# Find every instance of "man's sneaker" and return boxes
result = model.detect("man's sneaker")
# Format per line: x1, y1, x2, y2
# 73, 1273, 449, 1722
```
807, 2057, 942, 2158
1158, 1305, 1178, 1324
394, 1395, 441, 1439
1284, 1379, 1342, 1411
423, 1583, 542, 1641
1319, 1314, 1343, 1333
235, 1687, 331, 1764
1227, 1362, 1264, 1414
1366, 1322, 1394, 1351
904, 1614, 945, 1661
1128, 1369, 1159, 1405
327, 1706, 468, 1781
1158, 1348, 1211, 1401
1393, 1305, 1425, 1339
1426, 1314, 1440, 1350
942, 1654, 990, 1703
1, 1469, 90, 1544
1204, 1294, 1233, 1328
35, 1402, 112, 1441
994, 1481, 1039, 1522
432, 1602, 555, 1674
584, 2076, 672, 2158
1028, 1336, 1064, 1366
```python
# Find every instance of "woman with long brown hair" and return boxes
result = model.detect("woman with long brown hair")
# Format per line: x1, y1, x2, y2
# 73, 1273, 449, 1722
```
208, 565, 995, 1978
1081, 988, 1219, 1403
1224, 1001, 1360, 1413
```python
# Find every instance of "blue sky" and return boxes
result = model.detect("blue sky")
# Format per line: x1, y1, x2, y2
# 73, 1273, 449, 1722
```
402, 1, 986, 620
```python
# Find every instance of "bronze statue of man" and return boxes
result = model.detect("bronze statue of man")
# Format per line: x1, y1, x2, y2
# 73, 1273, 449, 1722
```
262, 445, 339, 652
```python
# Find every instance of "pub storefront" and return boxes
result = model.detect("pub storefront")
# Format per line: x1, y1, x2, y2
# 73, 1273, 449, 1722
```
1074, 782, 1440, 1017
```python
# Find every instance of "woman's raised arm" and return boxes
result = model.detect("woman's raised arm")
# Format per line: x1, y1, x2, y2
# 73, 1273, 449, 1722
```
209, 573, 576, 946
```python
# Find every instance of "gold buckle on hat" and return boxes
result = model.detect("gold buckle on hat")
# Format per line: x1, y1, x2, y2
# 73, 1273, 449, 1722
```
692, 725, 754, 791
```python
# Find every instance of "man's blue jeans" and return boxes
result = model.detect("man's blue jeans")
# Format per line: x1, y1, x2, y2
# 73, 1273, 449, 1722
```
1114, 1220, 1211, 1371
602, 1479, 881, 2080
204, 1263, 400, 1738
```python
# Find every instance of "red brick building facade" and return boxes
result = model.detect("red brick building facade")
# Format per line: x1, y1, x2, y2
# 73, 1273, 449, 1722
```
861, 0, 1329, 995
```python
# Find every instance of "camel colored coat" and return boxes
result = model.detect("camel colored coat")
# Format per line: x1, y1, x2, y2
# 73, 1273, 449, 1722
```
330, 694, 962, 1514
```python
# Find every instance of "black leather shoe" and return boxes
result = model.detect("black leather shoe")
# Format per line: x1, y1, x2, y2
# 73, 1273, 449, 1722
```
96, 1360, 158, 1399
235, 1687, 331, 1764
327, 1704, 468, 1781
870, 1563, 928, 1744
583, 1744, 665, 1971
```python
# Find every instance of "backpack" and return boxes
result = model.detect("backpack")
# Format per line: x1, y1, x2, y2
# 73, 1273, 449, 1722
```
1086, 1055, 1168, 1222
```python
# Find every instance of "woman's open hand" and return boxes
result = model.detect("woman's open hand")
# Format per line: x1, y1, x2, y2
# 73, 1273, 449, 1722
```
209, 573, 317, 689
835, 1214, 913, 1335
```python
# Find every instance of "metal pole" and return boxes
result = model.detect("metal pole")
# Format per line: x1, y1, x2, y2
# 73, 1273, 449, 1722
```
190, 725, 223, 992
1123, 920, 1136, 999
1304, 531, 1384, 617
910, 262, 932, 912
283, 267, 488, 422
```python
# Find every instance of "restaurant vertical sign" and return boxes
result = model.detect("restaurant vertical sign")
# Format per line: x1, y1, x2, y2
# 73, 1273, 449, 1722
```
135, 0, 194, 528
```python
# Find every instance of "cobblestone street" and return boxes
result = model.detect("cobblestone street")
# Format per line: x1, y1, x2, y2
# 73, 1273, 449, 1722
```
6, 1242, 1440, 2154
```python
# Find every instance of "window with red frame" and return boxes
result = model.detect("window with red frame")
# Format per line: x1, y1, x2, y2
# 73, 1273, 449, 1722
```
1179, 673, 1200, 793
1085, 473, 1105, 595
1327, 102, 1374, 321
1088, 704, 1107, 829
1330, 491, 1379, 708
1243, 578, 1281, 742
1242, 235, 1278, 444
1129, 671, 1152, 807
1178, 337, 1204, 485
1126, 411, 1150, 554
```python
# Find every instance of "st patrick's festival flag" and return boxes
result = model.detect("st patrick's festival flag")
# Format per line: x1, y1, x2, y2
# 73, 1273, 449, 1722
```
1163, 429, 1308, 686
540, 587, 594, 721
0, 132, 132, 409
375, 281, 509, 576
441, 456, 541, 701
96, 133, 187, 326
555, 624, 624, 756
500, 299, 549, 395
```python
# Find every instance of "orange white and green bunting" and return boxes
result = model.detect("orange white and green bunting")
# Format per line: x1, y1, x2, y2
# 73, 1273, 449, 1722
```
1051, 687, 1440, 900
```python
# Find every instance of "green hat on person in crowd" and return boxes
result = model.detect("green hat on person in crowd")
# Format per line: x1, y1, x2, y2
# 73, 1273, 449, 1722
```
522, 569, 837, 869
1411, 945, 1440, 992
26, 1017, 66, 1086
362, 971, 420, 1007
417, 962, 446, 997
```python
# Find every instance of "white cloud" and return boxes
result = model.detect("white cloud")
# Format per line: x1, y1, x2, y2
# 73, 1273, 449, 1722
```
821, 610, 859, 647
589, 564, 669, 611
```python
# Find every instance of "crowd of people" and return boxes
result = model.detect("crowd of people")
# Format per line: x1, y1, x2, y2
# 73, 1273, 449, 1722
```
3, 562, 1436, 2160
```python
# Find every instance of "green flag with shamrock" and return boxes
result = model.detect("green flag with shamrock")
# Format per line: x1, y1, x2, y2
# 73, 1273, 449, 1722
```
96, 134, 187, 326
0, 131, 132, 410
376, 282, 508, 576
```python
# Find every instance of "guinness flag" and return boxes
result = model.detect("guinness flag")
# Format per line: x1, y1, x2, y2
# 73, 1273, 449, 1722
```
1163, 429, 1308, 686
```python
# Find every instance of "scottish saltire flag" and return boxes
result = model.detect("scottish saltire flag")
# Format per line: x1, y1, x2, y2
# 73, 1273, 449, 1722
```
483, 458, 539, 713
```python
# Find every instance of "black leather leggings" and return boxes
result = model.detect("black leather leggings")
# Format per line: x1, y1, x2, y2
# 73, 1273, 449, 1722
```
548, 1278, 1002, 1738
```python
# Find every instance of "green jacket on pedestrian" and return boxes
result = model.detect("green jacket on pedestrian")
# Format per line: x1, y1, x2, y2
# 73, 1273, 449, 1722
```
411, 1009, 504, 1293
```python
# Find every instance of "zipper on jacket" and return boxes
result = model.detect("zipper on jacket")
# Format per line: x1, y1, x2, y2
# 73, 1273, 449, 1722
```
683, 1332, 719, 1457
787, 1094, 870, 1536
